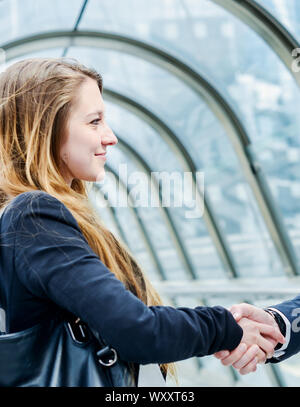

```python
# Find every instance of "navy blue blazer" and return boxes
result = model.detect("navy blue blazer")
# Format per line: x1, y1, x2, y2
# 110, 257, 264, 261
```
0, 190, 242, 365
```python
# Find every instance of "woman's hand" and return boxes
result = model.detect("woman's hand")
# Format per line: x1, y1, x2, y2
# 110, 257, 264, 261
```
214, 312, 285, 374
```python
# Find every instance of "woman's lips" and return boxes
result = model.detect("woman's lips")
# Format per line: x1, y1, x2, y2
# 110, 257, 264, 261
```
95, 153, 106, 160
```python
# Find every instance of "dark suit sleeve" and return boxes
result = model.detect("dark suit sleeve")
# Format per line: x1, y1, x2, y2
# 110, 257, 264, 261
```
13, 191, 243, 364
266, 298, 300, 363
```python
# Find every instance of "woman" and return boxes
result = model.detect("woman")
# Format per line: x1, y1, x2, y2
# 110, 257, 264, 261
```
0, 57, 284, 386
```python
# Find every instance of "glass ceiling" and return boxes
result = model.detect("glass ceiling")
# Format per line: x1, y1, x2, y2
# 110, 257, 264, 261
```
1, 0, 300, 387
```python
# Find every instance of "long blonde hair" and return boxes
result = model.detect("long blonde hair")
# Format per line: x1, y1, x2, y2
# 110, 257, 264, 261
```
0, 57, 176, 381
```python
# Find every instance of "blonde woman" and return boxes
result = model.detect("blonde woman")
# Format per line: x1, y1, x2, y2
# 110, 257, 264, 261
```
0, 58, 284, 386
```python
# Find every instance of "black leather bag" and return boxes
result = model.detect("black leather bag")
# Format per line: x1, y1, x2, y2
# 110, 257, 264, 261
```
0, 315, 137, 387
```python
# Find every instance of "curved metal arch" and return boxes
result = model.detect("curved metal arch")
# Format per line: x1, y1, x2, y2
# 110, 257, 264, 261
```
87, 184, 129, 246
104, 88, 238, 278
1, 30, 298, 275
109, 132, 197, 280
212, 0, 300, 87
95, 165, 167, 281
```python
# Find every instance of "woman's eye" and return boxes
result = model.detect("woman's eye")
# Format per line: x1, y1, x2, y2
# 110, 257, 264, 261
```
91, 119, 100, 125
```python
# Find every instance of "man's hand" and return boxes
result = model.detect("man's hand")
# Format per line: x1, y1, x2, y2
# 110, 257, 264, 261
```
230, 303, 280, 329
214, 303, 285, 375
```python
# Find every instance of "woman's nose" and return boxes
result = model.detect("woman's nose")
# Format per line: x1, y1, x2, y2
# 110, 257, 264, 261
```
103, 127, 118, 146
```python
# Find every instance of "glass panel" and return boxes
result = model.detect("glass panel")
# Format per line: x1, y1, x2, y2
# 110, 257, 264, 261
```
106, 145, 189, 281
104, 100, 228, 280
0, 47, 63, 73
80, 0, 300, 270
0, 0, 83, 44
91, 161, 164, 282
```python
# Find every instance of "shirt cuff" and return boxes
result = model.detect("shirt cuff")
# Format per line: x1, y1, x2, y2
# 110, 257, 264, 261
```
267, 307, 291, 359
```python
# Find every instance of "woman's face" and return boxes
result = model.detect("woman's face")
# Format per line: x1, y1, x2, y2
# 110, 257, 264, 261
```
59, 77, 118, 186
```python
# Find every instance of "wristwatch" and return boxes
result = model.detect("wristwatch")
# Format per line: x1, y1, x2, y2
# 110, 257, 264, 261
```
264, 309, 286, 350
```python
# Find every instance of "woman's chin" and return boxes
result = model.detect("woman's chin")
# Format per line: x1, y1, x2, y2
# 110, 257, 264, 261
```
95, 170, 106, 183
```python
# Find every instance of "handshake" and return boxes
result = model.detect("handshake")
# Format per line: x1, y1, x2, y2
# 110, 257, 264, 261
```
214, 303, 286, 375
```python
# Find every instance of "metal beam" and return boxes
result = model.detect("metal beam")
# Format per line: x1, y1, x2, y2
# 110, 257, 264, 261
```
153, 276, 300, 299
93, 166, 167, 281
109, 133, 197, 280
88, 183, 129, 246
104, 88, 238, 278
62, 0, 89, 57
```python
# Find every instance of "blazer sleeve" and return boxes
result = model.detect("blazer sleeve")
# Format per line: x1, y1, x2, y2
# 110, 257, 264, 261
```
12, 191, 243, 364
266, 297, 300, 363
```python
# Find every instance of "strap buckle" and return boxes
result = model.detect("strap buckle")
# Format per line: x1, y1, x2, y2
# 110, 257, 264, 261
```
67, 318, 90, 344
67, 317, 118, 366
96, 346, 118, 366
